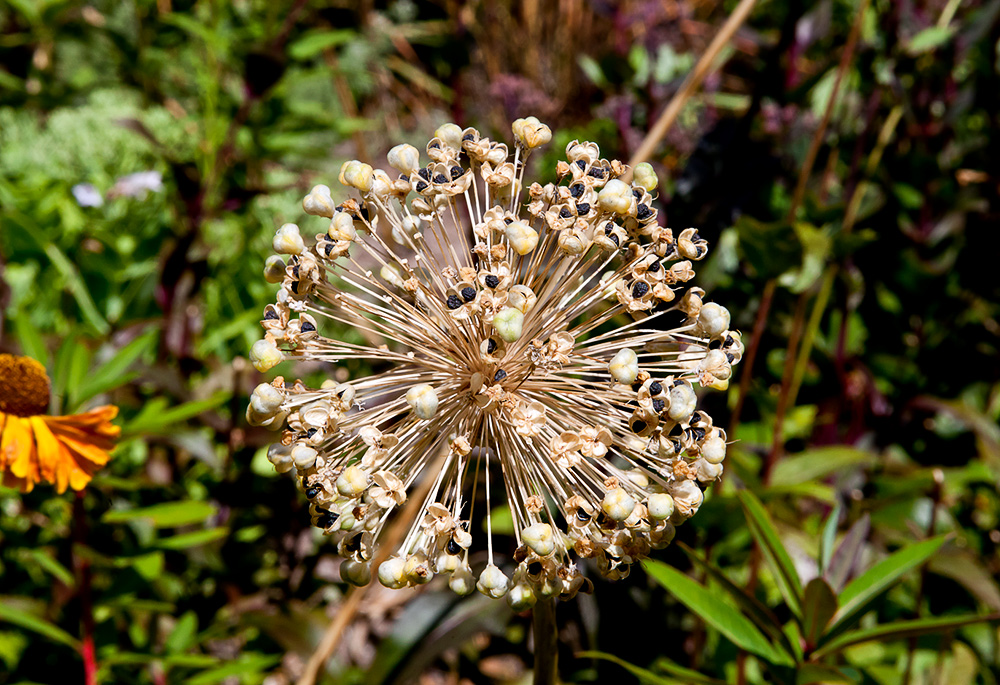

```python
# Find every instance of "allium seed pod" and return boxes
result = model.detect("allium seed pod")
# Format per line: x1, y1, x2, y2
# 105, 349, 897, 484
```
250, 118, 743, 599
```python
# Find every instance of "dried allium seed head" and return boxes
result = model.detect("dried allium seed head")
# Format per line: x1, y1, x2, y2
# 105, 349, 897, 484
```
251, 119, 742, 598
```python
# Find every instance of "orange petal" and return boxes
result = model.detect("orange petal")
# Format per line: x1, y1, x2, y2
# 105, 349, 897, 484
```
57, 432, 112, 468
1, 415, 38, 492
29, 416, 73, 494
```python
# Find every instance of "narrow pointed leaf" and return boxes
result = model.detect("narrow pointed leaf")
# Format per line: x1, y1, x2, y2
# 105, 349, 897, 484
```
801, 577, 838, 649
823, 536, 947, 642
737, 491, 803, 618
74, 329, 156, 406
643, 560, 793, 666
0, 604, 81, 649
578, 651, 723, 685
679, 542, 798, 659
824, 513, 870, 592
812, 613, 998, 659
796, 664, 855, 684
819, 504, 841, 573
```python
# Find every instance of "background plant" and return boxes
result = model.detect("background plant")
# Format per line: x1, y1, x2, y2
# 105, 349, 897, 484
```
1, 0, 998, 683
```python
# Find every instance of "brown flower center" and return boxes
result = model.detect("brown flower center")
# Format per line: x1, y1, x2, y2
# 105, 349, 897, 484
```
0, 354, 51, 417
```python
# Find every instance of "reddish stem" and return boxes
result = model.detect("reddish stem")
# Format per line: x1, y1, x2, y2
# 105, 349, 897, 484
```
73, 492, 98, 685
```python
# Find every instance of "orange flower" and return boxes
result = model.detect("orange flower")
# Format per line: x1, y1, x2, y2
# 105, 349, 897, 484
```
0, 354, 119, 493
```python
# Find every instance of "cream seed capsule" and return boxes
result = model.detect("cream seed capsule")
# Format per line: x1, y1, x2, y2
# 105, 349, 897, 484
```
250, 383, 283, 415
701, 435, 727, 464
340, 160, 374, 193
633, 163, 659, 192
598, 179, 632, 214
450, 565, 475, 596
505, 220, 539, 255
602, 487, 636, 521
377, 557, 408, 589
697, 303, 731, 339
387, 143, 420, 173
512, 116, 552, 149
266, 443, 294, 474
263, 255, 286, 283
608, 348, 639, 384
405, 384, 439, 419
507, 582, 537, 611
336, 465, 369, 497
404, 555, 433, 585
493, 307, 524, 343
303, 184, 336, 218
329, 211, 357, 241
249, 339, 282, 372
273, 223, 305, 255
507, 285, 537, 314
477, 564, 509, 599
522, 522, 555, 556
647, 493, 675, 520
668, 383, 697, 422
434, 123, 464, 149
340, 559, 372, 586
291, 445, 318, 470
380, 264, 404, 289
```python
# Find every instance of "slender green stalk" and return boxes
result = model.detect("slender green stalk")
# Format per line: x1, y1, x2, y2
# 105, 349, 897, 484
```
532, 597, 559, 685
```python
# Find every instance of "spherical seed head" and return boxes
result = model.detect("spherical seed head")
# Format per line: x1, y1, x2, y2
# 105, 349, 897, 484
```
633, 163, 658, 192
0, 354, 51, 416
253, 118, 743, 599
697, 303, 731, 338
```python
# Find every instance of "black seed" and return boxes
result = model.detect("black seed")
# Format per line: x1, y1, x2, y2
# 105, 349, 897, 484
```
588, 167, 604, 178
446, 538, 462, 555
494, 369, 507, 382
648, 260, 661, 273
290, 280, 300, 294
576, 160, 587, 170
692, 427, 706, 441
632, 420, 647, 434
429, 141, 440, 149
527, 562, 543, 575
462, 132, 475, 141
446, 295, 462, 310
306, 428, 318, 437
486, 338, 497, 354
504, 217, 513, 224
485, 274, 500, 289
461, 286, 476, 302
358, 207, 370, 221
345, 533, 362, 552
632, 188, 643, 199
306, 486, 320, 499
609, 234, 620, 247
418, 168, 431, 180
559, 207, 573, 219
709, 338, 722, 350
292, 263, 300, 278
575, 202, 590, 215
301, 320, 316, 332
576, 508, 591, 523
265, 309, 278, 320
324, 242, 334, 256
632, 281, 649, 298
596, 511, 612, 527
570, 183, 584, 198
726, 352, 735, 363
433, 173, 448, 184
637, 204, 651, 220
399, 174, 409, 182
604, 222, 614, 235
652, 398, 665, 413
318, 512, 339, 528
695, 244, 707, 258
690, 413, 701, 425
415, 180, 428, 192
450, 166, 463, 180
649, 381, 663, 396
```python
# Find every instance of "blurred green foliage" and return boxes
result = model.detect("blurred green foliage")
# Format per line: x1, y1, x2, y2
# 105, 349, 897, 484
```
1, 0, 999, 684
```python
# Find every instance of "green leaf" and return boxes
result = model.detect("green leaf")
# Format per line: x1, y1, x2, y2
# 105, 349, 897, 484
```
0, 603, 80, 649
122, 391, 230, 435
155, 527, 229, 550
102, 501, 217, 528
823, 536, 947, 642
796, 664, 855, 684
738, 491, 804, 619
678, 543, 798, 659
165, 611, 198, 654
813, 613, 997, 659
734, 216, 803, 280
23, 549, 75, 587
770, 447, 875, 487
643, 560, 793, 666
72, 329, 156, 407
905, 26, 955, 55
819, 504, 842, 573
288, 29, 356, 60
131, 552, 165, 581
824, 513, 870, 592
186, 654, 280, 684
802, 577, 838, 649
13, 313, 48, 369
578, 650, 723, 685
